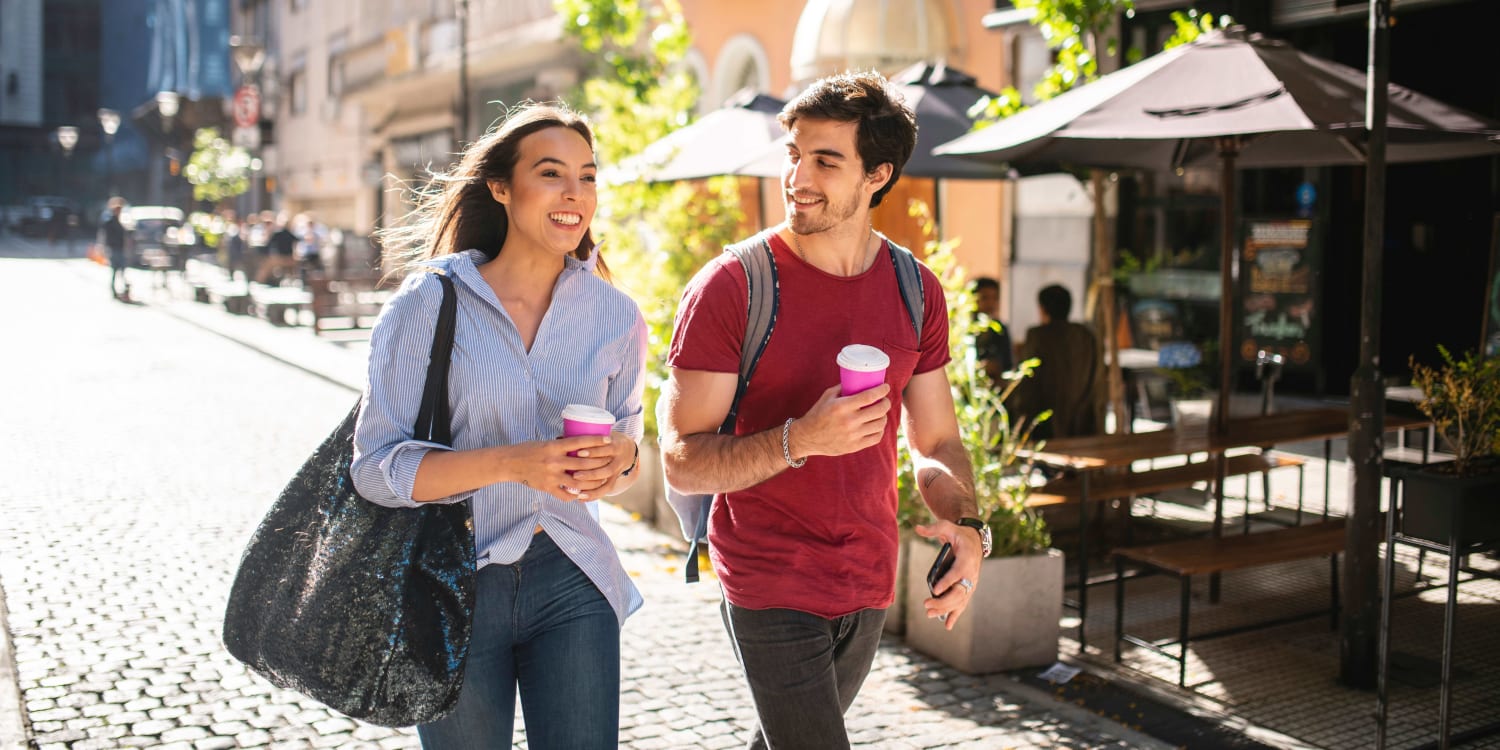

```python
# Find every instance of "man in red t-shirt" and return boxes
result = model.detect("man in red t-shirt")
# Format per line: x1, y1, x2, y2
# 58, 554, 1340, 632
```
661, 71, 990, 750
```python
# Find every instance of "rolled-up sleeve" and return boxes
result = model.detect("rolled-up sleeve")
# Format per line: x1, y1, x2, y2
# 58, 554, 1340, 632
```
606, 307, 649, 442
352, 273, 463, 507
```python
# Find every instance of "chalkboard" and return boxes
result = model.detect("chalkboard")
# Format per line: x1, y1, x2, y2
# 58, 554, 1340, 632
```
1238, 218, 1320, 369
1483, 213, 1500, 358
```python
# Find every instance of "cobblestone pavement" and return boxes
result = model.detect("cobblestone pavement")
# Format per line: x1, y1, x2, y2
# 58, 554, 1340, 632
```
0, 238, 1168, 749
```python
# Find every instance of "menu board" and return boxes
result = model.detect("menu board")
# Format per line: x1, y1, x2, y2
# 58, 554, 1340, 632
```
1239, 218, 1320, 368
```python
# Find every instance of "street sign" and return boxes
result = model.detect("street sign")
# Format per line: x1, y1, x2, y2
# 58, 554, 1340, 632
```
233, 125, 261, 150
233, 86, 261, 129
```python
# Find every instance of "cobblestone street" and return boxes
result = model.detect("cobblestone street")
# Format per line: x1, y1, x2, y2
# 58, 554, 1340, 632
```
0, 240, 1166, 749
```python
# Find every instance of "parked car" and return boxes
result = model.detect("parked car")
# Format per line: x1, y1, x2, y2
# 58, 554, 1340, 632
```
119, 205, 185, 269
17, 196, 79, 238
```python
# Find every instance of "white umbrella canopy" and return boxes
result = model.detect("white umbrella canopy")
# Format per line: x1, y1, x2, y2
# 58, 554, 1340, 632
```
934, 27, 1500, 170
606, 89, 785, 184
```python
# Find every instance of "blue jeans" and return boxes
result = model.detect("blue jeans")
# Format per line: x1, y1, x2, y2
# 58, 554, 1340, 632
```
721, 601, 886, 750
418, 532, 620, 750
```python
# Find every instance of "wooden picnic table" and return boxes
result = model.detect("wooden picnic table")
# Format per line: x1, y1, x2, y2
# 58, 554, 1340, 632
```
1018, 407, 1431, 648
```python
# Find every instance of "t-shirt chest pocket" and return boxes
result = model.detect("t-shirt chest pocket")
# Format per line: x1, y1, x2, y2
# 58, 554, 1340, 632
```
881, 337, 921, 393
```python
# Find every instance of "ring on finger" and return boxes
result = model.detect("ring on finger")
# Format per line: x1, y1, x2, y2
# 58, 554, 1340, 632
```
958, 577, 975, 593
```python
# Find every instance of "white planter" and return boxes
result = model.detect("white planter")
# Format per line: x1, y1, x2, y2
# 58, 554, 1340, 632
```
1169, 396, 1216, 431
903, 538, 1063, 674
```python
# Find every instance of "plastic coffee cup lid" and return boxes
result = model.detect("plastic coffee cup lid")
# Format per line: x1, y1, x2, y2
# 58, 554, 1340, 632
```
561, 404, 616, 425
837, 344, 890, 372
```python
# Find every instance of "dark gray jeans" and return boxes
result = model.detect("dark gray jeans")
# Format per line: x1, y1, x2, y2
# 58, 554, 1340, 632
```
721, 599, 886, 750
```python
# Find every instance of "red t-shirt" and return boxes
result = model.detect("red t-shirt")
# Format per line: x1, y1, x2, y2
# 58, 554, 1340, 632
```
667, 234, 950, 618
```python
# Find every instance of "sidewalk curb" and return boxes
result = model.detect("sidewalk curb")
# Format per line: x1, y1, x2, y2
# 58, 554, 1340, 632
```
0, 567, 29, 749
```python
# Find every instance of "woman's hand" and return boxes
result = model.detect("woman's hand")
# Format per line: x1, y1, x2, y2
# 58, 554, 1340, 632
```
507, 435, 615, 502
567, 436, 638, 498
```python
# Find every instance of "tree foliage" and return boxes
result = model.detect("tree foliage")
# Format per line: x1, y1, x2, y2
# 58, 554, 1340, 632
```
971, 0, 1133, 125
184, 127, 252, 204
556, 0, 748, 435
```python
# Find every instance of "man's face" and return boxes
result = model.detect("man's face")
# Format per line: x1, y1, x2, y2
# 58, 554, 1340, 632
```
975, 287, 999, 319
780, 117, 888, 236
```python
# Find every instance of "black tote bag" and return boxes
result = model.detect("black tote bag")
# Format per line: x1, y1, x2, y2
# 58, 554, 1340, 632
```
223, 272, 476, 727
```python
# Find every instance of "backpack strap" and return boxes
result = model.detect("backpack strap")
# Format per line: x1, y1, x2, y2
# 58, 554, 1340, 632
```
681, 230, 779, 583
882, 234, 925, 345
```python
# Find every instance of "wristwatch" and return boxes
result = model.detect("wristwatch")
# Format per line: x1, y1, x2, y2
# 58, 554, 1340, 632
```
956, 517, 992, 558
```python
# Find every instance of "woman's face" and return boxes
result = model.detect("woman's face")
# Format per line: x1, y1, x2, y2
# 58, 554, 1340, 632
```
488, 126, 597, 258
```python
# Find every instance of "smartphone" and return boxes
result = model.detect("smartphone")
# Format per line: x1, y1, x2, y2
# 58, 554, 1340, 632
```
926, 542, 955, 622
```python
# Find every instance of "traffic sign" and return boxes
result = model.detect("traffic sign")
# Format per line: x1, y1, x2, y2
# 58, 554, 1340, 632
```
233, 86, 261, 129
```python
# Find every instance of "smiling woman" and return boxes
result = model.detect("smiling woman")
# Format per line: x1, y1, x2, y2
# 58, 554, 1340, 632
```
356, 103, 648, 749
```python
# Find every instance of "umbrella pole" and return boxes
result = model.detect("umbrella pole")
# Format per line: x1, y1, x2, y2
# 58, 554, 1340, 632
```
1090, 169, 1127, 434
1343, 0, 1391, 693
1209, 138, 1240, 604
1214, 139, 1239, 437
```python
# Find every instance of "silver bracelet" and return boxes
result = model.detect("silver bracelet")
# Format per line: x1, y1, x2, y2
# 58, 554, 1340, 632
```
782, 418, 807, 468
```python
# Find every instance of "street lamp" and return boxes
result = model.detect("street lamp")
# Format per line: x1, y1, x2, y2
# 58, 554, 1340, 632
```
229, 35, 266, 80
98, 108, 120, 195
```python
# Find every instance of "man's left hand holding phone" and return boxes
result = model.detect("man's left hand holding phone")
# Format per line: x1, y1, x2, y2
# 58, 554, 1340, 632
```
915, 519, 984, 630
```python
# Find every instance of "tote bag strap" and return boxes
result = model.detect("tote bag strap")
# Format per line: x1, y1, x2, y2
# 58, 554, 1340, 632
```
414, 273, 459, 444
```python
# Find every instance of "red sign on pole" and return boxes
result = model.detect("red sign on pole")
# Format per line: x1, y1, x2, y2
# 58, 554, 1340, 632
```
233, 86, 261, 129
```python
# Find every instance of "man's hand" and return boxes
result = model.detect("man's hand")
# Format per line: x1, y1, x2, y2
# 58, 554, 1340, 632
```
787, 383, 892, 459
914, 519, 985, 630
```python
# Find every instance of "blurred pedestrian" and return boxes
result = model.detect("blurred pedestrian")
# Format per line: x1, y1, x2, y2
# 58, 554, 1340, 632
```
256, 212, 297, 285
102, 197, 130, 300
223, 212, 247, 283
352, 103, 646, 749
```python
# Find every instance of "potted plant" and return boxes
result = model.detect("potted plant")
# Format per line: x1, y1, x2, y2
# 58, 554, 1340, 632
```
1396, 347, 1500, 547
1157, 340, 1214, 429
900, 353, 1061, 673
892, 225, 1061, 672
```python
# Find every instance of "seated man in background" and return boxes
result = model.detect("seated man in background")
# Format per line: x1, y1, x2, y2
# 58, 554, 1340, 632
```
1010, 284, 1106, 439
970, 276, 1012, 383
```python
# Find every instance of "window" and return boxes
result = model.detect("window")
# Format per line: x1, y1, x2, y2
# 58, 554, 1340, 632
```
287, 52, 307, 116
327, 31, 348, 97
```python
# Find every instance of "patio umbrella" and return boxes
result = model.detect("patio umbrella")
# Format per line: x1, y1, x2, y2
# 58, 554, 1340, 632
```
733, 61, 1017, 180
934, 28, 1500, 172
610, 88, 785, 184
934, 27, 1500, 431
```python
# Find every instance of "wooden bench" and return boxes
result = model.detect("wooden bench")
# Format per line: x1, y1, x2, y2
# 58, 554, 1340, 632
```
1111, 518, 1347, 686
250, 285, 312, 327
308, 273, 390, 335
1028, 452, 1306, 509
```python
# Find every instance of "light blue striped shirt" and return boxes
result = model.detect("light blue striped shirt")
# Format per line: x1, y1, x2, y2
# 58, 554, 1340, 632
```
351, 249, 647, 625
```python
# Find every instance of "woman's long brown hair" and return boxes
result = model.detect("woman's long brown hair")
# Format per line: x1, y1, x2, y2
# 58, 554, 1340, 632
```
379, 103, 607, 280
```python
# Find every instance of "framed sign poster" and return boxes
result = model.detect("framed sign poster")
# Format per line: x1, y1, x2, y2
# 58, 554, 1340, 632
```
1238, 218, 1320, 369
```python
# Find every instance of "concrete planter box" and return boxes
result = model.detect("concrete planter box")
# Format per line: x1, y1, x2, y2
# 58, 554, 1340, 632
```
903, 539, 1063, 674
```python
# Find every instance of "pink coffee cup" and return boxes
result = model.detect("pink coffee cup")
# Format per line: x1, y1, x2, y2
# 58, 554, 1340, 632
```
837, 344, 890, 396
562, 404, 615, 456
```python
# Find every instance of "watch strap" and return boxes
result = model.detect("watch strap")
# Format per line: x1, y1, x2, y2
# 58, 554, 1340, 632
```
956, 517, 992, 557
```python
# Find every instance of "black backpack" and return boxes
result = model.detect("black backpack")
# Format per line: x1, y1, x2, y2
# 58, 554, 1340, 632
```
662, 229, 927, 582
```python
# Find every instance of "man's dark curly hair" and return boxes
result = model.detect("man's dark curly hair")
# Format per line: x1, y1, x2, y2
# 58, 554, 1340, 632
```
777, 71, 917, 208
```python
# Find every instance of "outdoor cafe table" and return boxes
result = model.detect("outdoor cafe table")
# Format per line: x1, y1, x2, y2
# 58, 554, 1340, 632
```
1019, 407, 1431, 648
